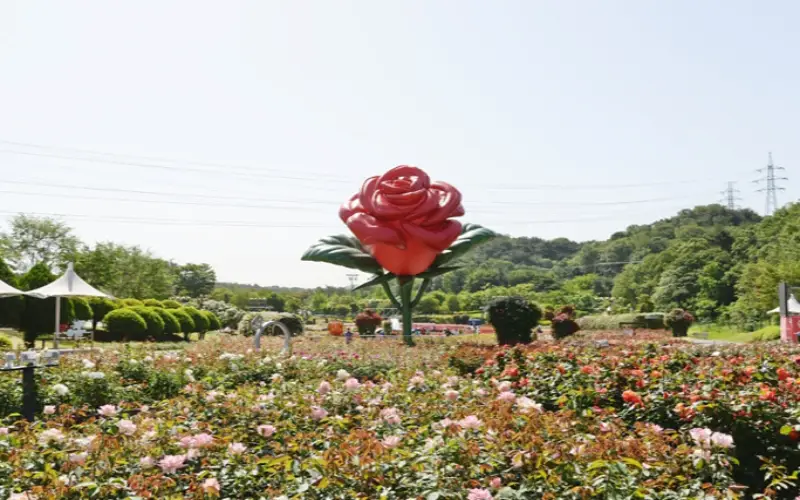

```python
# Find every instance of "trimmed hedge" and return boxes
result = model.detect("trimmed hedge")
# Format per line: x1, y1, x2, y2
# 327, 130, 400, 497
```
203, 310, 221, 331
120, 298, 144, 308
161, 300, 182, 309
128, 307, 166, 339
183, 307, 209, 333
153, 308, 182, 335
577, 313, 667, 331
170, 308, 195, 334
103, 308, 147, 340
88, 297, 118, 332
70, 297, 94, 321
143, 299, 163, 308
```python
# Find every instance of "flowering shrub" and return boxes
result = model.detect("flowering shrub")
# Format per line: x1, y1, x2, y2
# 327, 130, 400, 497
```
354, 309, 382, 335
0, 335, 797, 498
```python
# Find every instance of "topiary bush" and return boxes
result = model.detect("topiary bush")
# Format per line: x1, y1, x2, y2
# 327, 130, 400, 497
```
551, 305, 580, 340
183, 307, 209, 333
152, 308, 182, 336
120, 298, 144, 308
203, 310, 221, 331
128, 306, 166, 339
665, 308, 694, 337
103, 308, 147, 340
161, 299, 182, 309
70, 297, 93, 321
88, 297, 118, 334
143, 299, 163, 308
486, 296, 542, 346
355, 309, 382, 335
170, 308, 195, 337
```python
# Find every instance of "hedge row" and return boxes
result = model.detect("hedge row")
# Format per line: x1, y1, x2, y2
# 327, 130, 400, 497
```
576, 312, 667, 331
101, 306, 222, 341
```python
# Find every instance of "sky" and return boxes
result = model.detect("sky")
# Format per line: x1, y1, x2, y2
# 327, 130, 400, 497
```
0, 1, 797, 288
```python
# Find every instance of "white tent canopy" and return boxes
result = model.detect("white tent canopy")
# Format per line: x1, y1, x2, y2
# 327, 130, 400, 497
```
0, 278, 23, 297
768, 294, 800, 314
26, 263, 111, 299
25, 263, 112, 347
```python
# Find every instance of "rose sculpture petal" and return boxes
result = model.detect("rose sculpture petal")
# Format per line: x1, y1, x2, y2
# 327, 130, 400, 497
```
301, 164, 495, 346
339, 165, 465, 276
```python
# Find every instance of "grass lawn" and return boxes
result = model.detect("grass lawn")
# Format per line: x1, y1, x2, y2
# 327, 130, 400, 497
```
688, 323, 780, 343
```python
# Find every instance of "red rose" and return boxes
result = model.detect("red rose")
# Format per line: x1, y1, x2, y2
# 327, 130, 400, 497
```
339, 165, 464, 275
622, 390, 642, 406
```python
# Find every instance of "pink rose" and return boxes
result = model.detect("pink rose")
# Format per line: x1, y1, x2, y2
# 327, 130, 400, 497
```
158, 454, 187, 474
257, 425, 276, 438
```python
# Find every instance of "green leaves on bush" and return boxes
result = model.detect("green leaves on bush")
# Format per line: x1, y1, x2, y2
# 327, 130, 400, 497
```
153, 308, 182, 335
103, 308, 147, 340
487, 296, 541, 346
203, 310, 221, 331
170, 308, 195, 334
70, 297, 93, 321
161, 299, 182, 309
143, 299, 163, 308
128, 306, 166, 339
120, 298, 144, 307
183, 307, 209, 333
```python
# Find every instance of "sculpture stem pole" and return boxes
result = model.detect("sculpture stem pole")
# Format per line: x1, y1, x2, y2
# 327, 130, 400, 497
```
399, 278, 415, 347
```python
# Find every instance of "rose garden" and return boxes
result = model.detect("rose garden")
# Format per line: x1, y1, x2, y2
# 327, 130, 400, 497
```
1, 166, 800, 499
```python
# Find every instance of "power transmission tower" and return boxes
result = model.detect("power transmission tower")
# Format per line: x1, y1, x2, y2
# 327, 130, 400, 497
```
719, 181, 741, 210
754, 152, 788, 215
346, 274, 359, 290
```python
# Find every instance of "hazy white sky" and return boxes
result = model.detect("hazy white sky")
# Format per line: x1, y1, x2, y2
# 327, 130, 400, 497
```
0, 1, 797, 287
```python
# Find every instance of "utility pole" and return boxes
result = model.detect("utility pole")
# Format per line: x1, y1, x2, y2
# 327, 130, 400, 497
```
719, 181, 741, 210
346, 274, 359, 290
754, 152, 788, 215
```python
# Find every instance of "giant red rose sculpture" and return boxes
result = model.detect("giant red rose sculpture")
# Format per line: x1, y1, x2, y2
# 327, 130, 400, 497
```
302, 165, 495, 345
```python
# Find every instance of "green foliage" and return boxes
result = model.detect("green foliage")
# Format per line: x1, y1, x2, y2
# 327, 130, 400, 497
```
665, 308, 694, 337
152, 307, 182, 335
0, 257, 22, 328
70, 297, 93, 321
177, 263, 216, 298
487, 296, 542, 345
0, 334, 12, 350
128, 306, 166, 338
18, 263, 74, 347
120, 298, 144, 307
143, 299, 163, 308
161, 299, 182, 309
103, 308, 147, 340
203, 310, 221, 331
182, 307, 209, 333
169, 308, 195, 333
88, 297, 118, 332
74, 242, 176, 299
0, 214, 80, 272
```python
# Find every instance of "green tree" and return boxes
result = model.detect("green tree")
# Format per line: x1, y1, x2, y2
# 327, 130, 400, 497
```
177, 263, 216, 298
18, 263, 75, 347
416, 296, 441, 314
75, 243, 175, 299
0, 215, 80, 272
446, 294, 460, 313
0, 257, 23, 328
88, 297, 118, 334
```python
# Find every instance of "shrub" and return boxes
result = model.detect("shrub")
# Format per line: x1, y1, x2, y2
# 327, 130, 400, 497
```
355, 309, 382, 335
551, 313, 580, 340
70, 297, 93, 321
204, 310, 222, 331
665, 309, 694, 337
103, 308, 147, 340
487, 296, 542, 346
120, 298, 144, 307
0, 258, 22, 328
18, 263, 75, 347
0, 334, 12, 350
237, 312, 304, 336
152, 308, 182, 336
143, 299, 163, 308
161, 299, 182, 309
128, 306, 166, 339
88, 297, 118, 333
382, 320, 393, 334
170, 308, 195, 335
451, 314, 470, 324
183, 307, 209, 333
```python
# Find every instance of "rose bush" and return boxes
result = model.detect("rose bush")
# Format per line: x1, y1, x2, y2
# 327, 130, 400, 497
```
0, 334, 797, 498
339, 165, 465, 276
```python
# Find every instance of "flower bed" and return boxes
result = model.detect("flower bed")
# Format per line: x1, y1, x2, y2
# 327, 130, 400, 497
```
0, 335, 798, 498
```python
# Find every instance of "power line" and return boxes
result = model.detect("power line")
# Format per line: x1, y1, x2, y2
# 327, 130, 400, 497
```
754, 152, 788, 215
0, 139, 754, 191
0, 179, 717, 209
719, 181, 741, 210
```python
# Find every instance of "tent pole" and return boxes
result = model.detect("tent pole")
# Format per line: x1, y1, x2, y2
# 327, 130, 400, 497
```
54, 296, 61, 349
